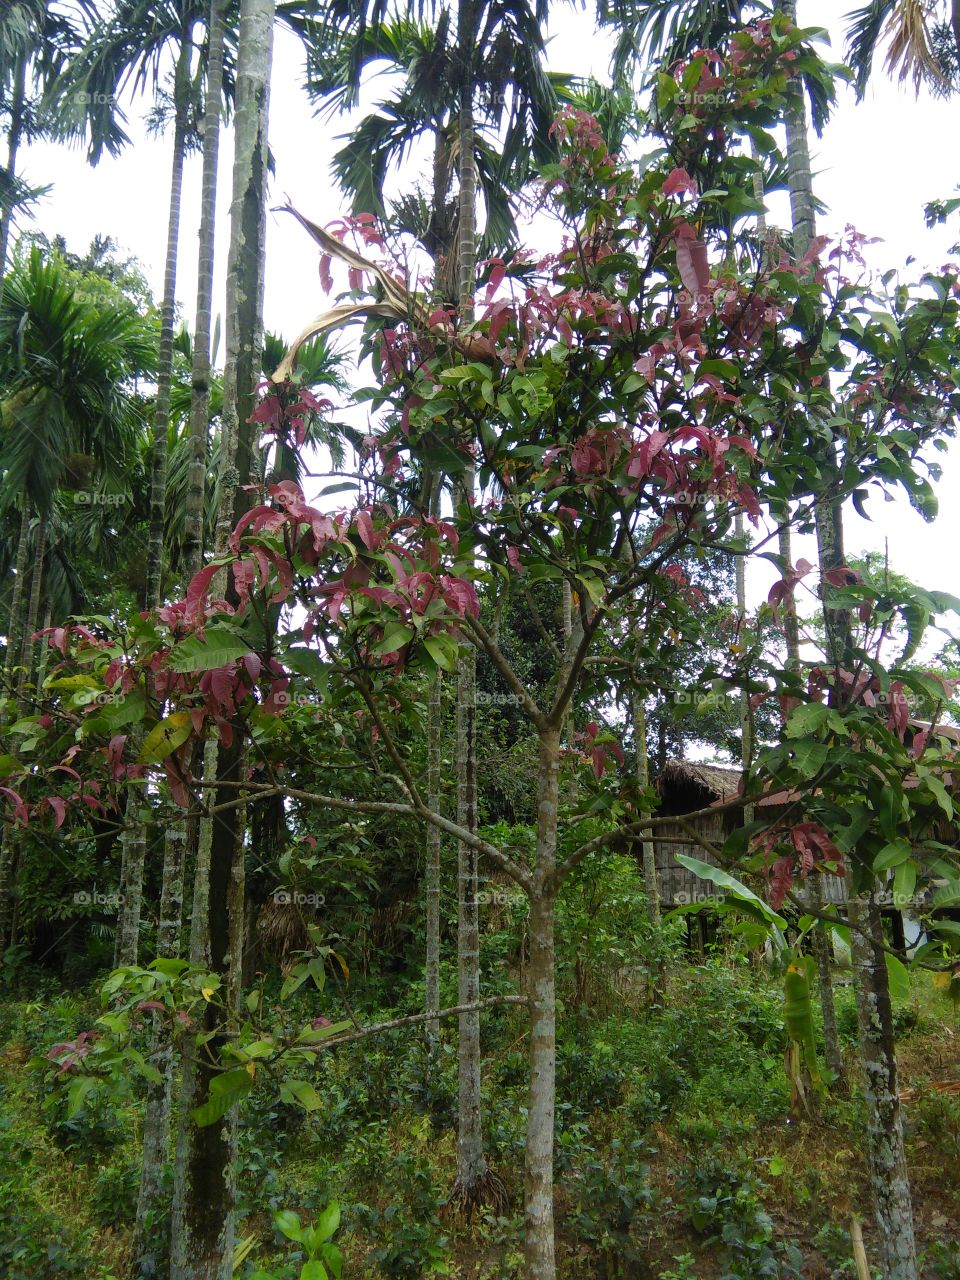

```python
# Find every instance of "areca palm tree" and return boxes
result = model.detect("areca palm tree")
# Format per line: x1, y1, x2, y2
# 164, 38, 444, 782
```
0, 244, 155, 950
310, 0, 556, 1222
0, 1, 93, 270
53, 0, 230, 611
168, 4, 276, 1276
306, 0, 557, 285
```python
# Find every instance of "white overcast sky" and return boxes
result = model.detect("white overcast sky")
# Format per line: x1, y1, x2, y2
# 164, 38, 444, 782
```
16, 0, 960, 619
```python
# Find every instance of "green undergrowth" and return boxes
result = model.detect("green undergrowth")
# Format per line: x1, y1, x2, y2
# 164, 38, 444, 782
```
0, 955, 958, 1279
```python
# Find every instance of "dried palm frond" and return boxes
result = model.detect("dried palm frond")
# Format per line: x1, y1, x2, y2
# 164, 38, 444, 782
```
882, 0, 949, 92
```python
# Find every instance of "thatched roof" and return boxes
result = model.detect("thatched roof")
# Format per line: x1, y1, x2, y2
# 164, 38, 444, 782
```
657, 759, 740, 799
655, 759, 741, 817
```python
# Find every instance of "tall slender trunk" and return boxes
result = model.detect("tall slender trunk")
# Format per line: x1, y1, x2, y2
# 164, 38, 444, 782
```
15, 505, 45, 714
133, 11, 229, 1267
169, 1, 274, 1272
735, 512, 754, 824
424, 668, 443, 1056
631, 691, 659, 925
453, 645, 486, 1195
115, 807, 147, 967
525, 729, 560, 1280
131, 816, 187, 1279
849, 897, 918, 1280
1, 497, 30, 728
451, 0, 497, 1208
0, 500, 30, 954
0, 56, 26, 273
0, 507, 45, 957
145, 36, 192, 609
184, 0, 229, 582
811, 878, 844, 1083
778, 0, 845, 1085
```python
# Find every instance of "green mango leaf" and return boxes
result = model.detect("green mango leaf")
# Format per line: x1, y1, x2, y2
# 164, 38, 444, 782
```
168, 625, 254, 673
885, 952, 910, 1002
280, 1078, 323, 1112
893, 860, 917, 908
66, 1074, 96, 1119
925, 776, 954, 821
372, 622, 415, 655
785, 703, 847, 738
873, 840, 912, 872
139, 712, 192, 763
423, 634, 458, 672
191, 1067, 254, 1127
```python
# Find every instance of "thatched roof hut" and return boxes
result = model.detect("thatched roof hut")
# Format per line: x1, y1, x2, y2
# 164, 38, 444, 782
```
651, 758, 847, 910
651, 760, 742, 908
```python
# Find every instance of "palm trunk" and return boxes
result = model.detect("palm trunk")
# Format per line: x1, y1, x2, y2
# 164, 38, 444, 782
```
0, 504, 29, 950
184, 0, 229, 582
131, 815, 186, 1279
169, 1, 274, 1272
145, 36, 192, 609
0, 56, 26, 273
133, 10, 228, 1265
849, 897, 918, 1280
1, 496, 31, 728
424, 666, 442, 1055
811, 879, 844, 1083
452, 636, 490, 1206
115, 803, 147, 967
450, 0, 498, 1210
525, 729, 560, 1280
0, 506, 45, 958
15, 505, 46, 714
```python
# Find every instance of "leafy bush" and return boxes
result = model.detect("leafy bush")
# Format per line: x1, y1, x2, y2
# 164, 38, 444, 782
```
909, 1088, 960, 1162
92, 1155, 140, 1226
353, 1151, 448, 1279
679, 1148, 802, 1280
0, 1114, 102, 1279
924, 1239, 960, 1280
567, 1137, 659, 1278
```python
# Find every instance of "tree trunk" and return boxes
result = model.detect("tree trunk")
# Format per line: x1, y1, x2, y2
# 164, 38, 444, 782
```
0, 56, 26, 273
170, 0, 269, 1261
735, 512, 754, 824
16, 505, 46, 714
849, 897, 918, 1280
452, 638, 490, 1206
0, 505, 29, 948
812, 880, 844, 1084
169, 1, 274, 1271
184, 0, 229, 582
424, 665, 442, 1056
145, 36, 192, 609
115, 798, 147, 967
120, 18, 192, 1033
524, 729, 560, 1280
779, 0, 848, 1096
631, 690, 659, 925
131, 814, 186, 1278
1, 496, 30, 729
450, 0, 500, 1210
133, 8, 228, 1264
